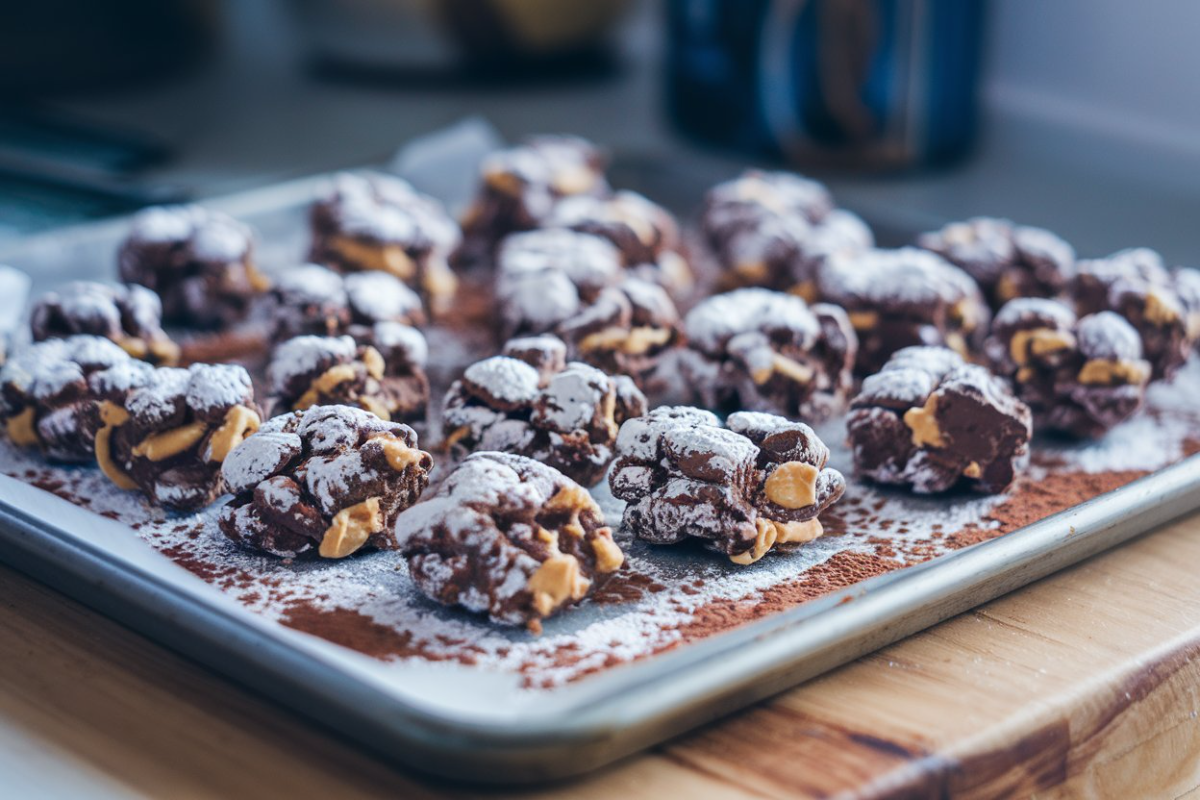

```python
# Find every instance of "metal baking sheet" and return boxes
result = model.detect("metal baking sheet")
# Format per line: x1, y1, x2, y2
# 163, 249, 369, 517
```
1, 163, 1199, 785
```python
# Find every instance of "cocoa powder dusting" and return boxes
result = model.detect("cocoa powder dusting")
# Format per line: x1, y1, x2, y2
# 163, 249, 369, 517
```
280, 603, 479, 665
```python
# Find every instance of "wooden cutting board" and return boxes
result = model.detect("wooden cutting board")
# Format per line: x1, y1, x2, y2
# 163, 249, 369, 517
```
1, 512, 1199, 798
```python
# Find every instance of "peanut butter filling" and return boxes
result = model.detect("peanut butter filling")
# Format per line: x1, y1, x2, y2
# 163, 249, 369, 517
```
848, 310, 880, 331
1009, 327, 1076, 366
949, 298, 980, 332
361, 346, 385, 381
729, 516, 825, 565
244, 261, 272, 293
374, 434, 428, 472
789, 281, 818, 304
528, 554, 591, 617
358, 396, 392, 422
549, 165, 598, 196
764, 461, 820, 509
117, 336, 181, 367
578, 325, 672, 355
5, 407, 38, 448
767, 354, 815, 386
330, 236, 416, 281
206, 405, 261, 463
320, 497, 383, 559
903, 394, 947, 449
1077, 358, 1150, 386
1144, 291, 1181, 327
421, 263, 458, 305
132, 422, 207, 462
96, 402, 138, 490
294, 363, 359, 411
733, 260, 769, 285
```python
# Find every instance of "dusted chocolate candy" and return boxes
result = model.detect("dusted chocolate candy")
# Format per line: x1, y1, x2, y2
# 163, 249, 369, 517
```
395, 451, 623, 632
97, 363, 262, 511
817, 247, 989, 373
0, 336, 150, 462
609, 407, 844, 564
847, 346, 1032, 494
556, 278, 682, 389
495, 228, 623, 340
985, 298, 1150, 437
30, 281, 180, 366
701, 170, 872, 295
442, 335, 647, 486
266, 324, 428, 425
219, 404, 432, 559
117, 205, 266, 328
460, 135, 609, 264
267, 263, 424, 342
542, 190, 693, 296
917, 217, 1075, 307
1069, 248, 1191, 379
310, 172, 460, 317
678, 288, 856, 421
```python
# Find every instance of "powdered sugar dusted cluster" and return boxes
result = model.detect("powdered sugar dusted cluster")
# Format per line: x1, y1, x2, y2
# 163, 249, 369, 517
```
268, 263, 424, 341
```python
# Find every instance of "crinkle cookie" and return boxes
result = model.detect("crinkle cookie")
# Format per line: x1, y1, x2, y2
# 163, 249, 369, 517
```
395, 451, 623, 632
846, 346, 1032, 494
219, 404, 431, 559
542, 190, 693, 296
816, 247, 989, 373
678, 288, 856, 421
97, 363, 262, 511
309, 172, 460, 317
117, 205, 266, 328
609, 406, 844, 564
701, 170, 872, 295
30, 281, 180, 366
1069, 248, 1192, 379
0, 336, 150, 462
985, 298, 1150, 437
266, 324, 428, 425
267, 263, 424, 342
442, 335, 646, 486
917, 217, 1075, 307
494, 228, 623, 340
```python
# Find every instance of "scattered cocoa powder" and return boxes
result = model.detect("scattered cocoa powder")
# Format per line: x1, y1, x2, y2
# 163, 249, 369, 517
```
280, 603, 480, 665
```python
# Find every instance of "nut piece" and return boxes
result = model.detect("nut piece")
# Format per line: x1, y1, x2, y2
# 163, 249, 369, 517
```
320, 497, 384, 559
528, 555, 591, 617
131, 421, 208, 461
903, 395, 947, 449
764, 461, 820, 509
206, 405, 262, 463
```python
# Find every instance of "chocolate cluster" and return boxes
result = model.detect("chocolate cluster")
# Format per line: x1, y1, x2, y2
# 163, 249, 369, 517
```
266, 324, 428, 425
442, 335, 646, 486
309, 172, 460, 317
609, 407, 844, 564
395, 451, 623, 632
30, 281, 180, 366
985, 298, 1151, 437
267, 263, 424, 342
118, 205, 266, 328
97, 363, 262, 511
701, 170, 873, 296
847, 346, 1032, 494
917, 217, 1075, 307
678, 288, 856, 421
1069, 248, 1193, 379
220, 404, 432, 558
0, 336, 149, 463
816, 247, 989, 373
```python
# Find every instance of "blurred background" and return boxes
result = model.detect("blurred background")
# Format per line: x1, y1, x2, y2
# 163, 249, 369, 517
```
2, 0, 1198, 261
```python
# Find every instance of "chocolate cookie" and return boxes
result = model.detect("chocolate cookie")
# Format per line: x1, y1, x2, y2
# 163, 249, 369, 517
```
97, 363, 262, 511
442, 335, 646, 486
30, 280, 180, 366
395, 450, 623, 632
0, 336, 150, 462
701, 170, 872, 295
985, 298, 1151, 437
220, 404, 432, 558
1069, 248, 1192, 379
816, 247, 989, 373
556, 278, 682, 390
267, 264, 424, 342
459, 135, 609, 265
917, 217, 1075, 307
846, 346, 1032, 493
266, 324, 428, 425
542, 190, 693, 296
678, 288, 856, 420
609, 406, 844, 564
309, 172, 460, 317
117, 205, 266, 328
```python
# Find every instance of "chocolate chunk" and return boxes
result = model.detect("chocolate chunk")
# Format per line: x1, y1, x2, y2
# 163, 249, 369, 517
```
30, 281, 180, 366
816, 247, 990, 373
918, 217, 1075, 307
117, 205, 265, 328
309, 172, 460, 317
267, 263, 424, 342
220, 404, 431, 558
985, 298, 1150, 437
847, 346, 1032, 493
678, 287, 857, 420
442, 335, 647, 486
610, 407, 844, 563
395, 451, 622, 631
98, 362, 262, 511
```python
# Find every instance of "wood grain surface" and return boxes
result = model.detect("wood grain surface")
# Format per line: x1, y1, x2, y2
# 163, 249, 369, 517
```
3, 513, 1200, 798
